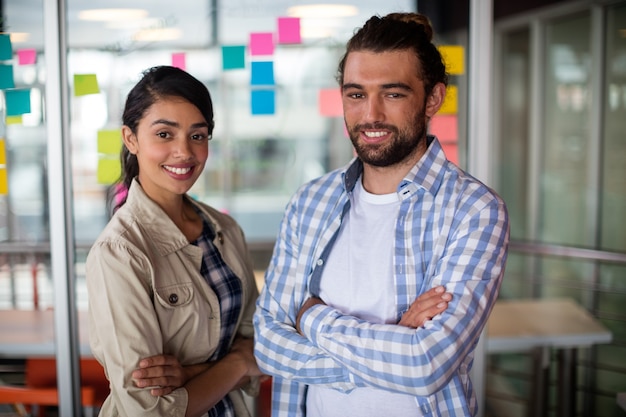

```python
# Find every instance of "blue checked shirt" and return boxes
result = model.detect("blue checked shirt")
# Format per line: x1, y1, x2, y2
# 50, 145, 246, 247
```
253, 136, 510, 417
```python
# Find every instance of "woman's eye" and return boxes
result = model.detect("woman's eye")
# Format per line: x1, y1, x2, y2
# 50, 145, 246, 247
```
157, 131, 169, 139
191, 133, 208, 141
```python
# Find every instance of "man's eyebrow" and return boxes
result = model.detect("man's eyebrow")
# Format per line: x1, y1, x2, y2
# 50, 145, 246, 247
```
381, 83, 412, 91
342, 82, 413, 91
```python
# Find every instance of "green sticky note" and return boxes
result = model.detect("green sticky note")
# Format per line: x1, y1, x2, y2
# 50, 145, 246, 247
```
97, 158, 122, 185
97, 129, 122, 155
0, 34, 12, 61
5, 89, 31, 116
222, 45, 246, 70
0, 64, 14, 89
74, 73, 100, 96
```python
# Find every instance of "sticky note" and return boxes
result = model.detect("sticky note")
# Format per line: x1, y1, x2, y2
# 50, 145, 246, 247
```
0, 64, 14, 89
439, 85, 458, 114
0, 34, 12, 61
438, 45, 464, 75
172, 52, 186, 70
74, 74, 100, 96
429, 114, 458, 141
441, 142, 459, 165
318, 88, 343, 117
97, 158, 122, 185
251, 90, 275, 115
222, 45, 246, 70
277, 17, 301, 44
6, 115, 22, 125
97, 129, 122, 155
0, 139, 5, 165
0, 168, 7, 195
17, 49, 36, 65
250, 33, 274, 56
5, 89, 31, 116
251, 61, 275, 86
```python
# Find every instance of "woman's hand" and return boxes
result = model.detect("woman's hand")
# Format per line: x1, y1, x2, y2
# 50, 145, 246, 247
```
132, 354, 204, 396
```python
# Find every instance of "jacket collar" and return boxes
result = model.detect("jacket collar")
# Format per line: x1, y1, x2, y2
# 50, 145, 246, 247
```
122, 179, 203, 256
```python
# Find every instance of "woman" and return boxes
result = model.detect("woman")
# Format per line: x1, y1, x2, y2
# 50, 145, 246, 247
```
87, 65, 262, 417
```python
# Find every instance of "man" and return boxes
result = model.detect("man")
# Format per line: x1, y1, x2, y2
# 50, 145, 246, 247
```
253, 12, 509, 417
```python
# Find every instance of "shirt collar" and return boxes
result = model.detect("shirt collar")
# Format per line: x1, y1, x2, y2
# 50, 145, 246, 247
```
342, 135, 446, 197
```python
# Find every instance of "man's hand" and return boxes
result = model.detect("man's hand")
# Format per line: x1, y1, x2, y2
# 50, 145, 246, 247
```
296, 296, 326, 335
398, 285, 452, 328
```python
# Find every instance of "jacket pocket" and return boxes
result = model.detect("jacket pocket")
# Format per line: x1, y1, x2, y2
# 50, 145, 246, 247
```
154, 282, 194, 308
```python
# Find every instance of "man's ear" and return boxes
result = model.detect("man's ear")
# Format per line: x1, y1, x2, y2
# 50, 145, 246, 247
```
425, 82, 447, 118
121, 126, 138, 154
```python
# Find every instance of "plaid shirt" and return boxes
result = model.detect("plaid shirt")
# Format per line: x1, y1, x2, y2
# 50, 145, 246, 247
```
254, 136, 509, 417
194, 217, 243, 417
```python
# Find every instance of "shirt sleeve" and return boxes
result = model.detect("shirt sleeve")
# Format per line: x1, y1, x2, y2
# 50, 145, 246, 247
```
298, 196, 509, 397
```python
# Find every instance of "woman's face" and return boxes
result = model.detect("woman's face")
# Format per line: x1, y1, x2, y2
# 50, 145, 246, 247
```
122, 97, 211, 204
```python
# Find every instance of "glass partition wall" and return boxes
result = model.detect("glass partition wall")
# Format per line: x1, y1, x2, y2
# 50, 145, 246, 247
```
492, 2, 626, 416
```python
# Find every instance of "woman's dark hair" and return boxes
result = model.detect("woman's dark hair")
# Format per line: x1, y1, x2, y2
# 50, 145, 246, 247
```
109, 65, 214, 212
336, 13, 449, 96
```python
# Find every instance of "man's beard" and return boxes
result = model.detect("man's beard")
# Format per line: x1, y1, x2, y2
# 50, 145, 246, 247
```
348, 110, 427, 168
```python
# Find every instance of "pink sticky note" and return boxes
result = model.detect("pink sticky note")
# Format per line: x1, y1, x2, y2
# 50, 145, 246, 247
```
277, 17, 301, 44
17, 49, 37, 65
440, 142, 459, 165
318, 88, 343, 117
250, 33, 275, 56
172, 53, 186, 70
429, 114, 458, 141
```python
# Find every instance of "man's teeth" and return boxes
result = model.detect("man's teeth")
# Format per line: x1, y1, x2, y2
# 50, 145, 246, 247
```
364, 131, 386, 138
165, 166, 192, 175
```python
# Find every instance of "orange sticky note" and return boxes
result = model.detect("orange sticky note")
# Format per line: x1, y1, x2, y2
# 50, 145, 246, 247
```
318, 88, 343, 117
429, 114, 458, 141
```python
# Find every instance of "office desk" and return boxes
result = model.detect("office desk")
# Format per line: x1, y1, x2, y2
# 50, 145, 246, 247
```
0, 309, 91, 358
486, 298, 613, 417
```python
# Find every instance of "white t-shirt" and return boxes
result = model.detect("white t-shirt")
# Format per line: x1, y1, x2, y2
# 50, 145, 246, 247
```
307, 178, 420, 417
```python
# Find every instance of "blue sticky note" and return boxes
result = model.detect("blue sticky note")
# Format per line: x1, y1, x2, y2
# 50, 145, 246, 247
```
5, 89, 31, 116
251, 61, 275, 86
0, 34, 12, 61
222, 45, 246, 70
251, 89, 275, 115
0, 64, 14, 89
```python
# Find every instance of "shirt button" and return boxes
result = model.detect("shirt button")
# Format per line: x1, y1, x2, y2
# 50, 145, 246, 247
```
316, 259, 324, 266
169, 293, 179, 304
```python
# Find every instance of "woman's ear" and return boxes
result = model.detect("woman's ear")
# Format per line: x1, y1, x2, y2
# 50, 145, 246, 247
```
121, 126, 138, 154
425, 82, 447, 118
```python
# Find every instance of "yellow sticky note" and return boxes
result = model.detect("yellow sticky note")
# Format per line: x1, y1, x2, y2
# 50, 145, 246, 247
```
97, 129, 122, 155
0, 168, 7, 195
74, 74, 100, 96
439, 45, 464, 75
0, 139, 5, 165
97, 158, 122, 185
439, 85, 458, 114
6, 115, 22, 125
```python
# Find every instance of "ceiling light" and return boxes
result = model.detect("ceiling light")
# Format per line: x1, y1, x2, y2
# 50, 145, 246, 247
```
287, 4, 358, 19
105, 18, 161, 30
132, 28, 182, 42
78, 8, 148, 22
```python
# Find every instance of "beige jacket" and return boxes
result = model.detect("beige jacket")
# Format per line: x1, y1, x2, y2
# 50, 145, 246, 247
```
86, 180, 259, 416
